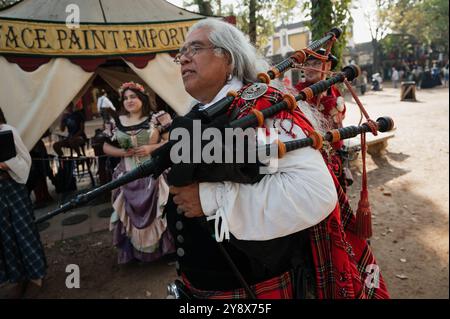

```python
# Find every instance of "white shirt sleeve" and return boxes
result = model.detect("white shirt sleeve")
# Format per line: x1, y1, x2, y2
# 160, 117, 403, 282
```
103, 97, 116, 111
98, 96, 116, 111
199, 119, 338, 241
97, 97, 103, 110
2, 125, 31, 184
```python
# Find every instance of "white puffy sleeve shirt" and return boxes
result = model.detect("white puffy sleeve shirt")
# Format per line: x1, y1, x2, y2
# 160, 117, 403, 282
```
1, 124, 31, 184
199, 119, 338, 241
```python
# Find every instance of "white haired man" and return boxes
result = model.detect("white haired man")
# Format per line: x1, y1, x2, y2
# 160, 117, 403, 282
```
165, 19, 389, 299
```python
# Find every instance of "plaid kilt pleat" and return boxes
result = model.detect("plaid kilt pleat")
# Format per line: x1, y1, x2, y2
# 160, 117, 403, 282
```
0, 179, 47, 284
182, 271, 294, 299
309, 173, 390, 299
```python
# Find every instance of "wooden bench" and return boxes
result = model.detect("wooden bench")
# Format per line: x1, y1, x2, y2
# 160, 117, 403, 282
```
342, 130, 396, 160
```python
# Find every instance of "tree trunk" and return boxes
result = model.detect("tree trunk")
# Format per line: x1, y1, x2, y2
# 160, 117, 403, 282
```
195, 0, 213, 16
249, 0, 257, 44
217, 0, 222, 16
372, 38, 381, 74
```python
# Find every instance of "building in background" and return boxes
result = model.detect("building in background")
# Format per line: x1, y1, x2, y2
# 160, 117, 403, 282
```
266, 21, 379, 84
266, 21, 311, 87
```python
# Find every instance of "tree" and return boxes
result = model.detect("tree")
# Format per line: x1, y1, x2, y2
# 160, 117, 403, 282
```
308, 0, 333, 41
248, 0, 257, 44
183, 0, 299, 50
359, 0, 391, 74
183, 0, 214, 16
382, 0, 449, 57
332, 0, 353, 68
303, 0, 353, 69
237, 0, 298, 49
379, 33, 419, 65
234, 1, 274, 49
195, 0, 214, 16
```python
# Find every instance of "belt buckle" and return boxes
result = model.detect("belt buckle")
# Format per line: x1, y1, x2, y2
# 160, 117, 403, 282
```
166, 282, 180, 299
166, 279, 194, 299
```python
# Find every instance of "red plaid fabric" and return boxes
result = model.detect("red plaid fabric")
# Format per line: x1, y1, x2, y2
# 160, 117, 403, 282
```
295, 81, 346, 117
295, 81, 346, 150
182, 271, 294, 299
228, 84, 390, 299
309, 176, 390, 299
229, 84, 314, 138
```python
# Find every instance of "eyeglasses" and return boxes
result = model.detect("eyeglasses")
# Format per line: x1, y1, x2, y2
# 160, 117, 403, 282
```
173, 44, 218, 64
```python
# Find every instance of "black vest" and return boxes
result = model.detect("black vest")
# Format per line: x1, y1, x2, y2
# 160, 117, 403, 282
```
164, 106, 315, 293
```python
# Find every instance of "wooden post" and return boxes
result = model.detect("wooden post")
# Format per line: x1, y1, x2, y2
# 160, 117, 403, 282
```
401, 81, 417, 101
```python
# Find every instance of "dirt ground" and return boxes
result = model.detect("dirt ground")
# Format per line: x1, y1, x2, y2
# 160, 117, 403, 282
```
2, 85, 448, 299
344, 85, 449, 299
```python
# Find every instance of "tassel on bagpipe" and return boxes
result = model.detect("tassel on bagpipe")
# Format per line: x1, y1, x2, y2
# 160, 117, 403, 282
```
36, 64, 362, 224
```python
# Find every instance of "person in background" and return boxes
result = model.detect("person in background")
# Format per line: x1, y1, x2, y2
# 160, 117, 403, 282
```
371, 72, 383, 91
52, 102, 87, 157
360, 70, 368, 95
0, 107, 47, 299
102, 82, 175, 264
26, 130, 55, 209
391, 67, 399, 89
443, 63, 449, 88
97, 89, 117, 129
431, 63, 442, 87
166, 18, 389, 299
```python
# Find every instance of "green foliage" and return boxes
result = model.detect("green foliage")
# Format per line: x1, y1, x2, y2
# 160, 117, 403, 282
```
235, 0, 274, 48
331, 0, 353, 68
306, 0, 333, 41
303, 0, 353, 69
222, 0, 298, 50
382, 0, 449, 54
119, 138, 133, 151
182, 0, 322, 52
379, 33, 418, 62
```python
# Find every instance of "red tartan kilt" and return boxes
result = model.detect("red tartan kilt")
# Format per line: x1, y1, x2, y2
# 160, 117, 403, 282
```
182, 271, 294, 299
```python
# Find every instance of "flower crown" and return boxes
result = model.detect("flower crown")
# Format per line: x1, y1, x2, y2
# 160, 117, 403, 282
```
118, 82, 145, 95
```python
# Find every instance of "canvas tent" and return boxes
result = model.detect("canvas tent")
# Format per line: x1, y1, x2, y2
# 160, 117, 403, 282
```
0, 0, 208, 149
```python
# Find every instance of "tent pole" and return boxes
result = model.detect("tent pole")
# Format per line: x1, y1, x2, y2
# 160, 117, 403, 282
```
98, 0, 107, 23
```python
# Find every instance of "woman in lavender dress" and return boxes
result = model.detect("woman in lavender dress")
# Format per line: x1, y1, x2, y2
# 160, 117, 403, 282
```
103, 82, 174, 264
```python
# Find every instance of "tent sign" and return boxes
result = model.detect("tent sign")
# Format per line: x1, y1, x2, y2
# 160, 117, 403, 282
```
0, 18, 200, 56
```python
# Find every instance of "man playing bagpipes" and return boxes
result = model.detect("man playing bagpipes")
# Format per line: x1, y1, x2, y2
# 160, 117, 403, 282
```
38, 18, 391, 299
164, 18, 390, 299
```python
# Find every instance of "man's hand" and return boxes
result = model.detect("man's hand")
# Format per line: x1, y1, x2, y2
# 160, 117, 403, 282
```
0, 162, 9, 170
170, 183, 204, 218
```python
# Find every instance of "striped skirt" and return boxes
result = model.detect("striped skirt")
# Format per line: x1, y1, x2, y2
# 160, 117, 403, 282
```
0, 179, 47, 284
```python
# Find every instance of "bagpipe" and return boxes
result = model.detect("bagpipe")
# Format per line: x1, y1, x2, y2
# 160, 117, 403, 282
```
37, 28, 395, 241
